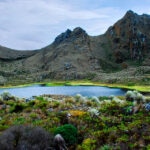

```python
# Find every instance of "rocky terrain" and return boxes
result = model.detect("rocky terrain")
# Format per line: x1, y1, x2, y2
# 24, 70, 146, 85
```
0, 10, 150, 85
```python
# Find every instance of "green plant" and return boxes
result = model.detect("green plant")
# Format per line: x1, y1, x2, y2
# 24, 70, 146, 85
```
91, 96, 100, 104
0, 91, 12, 101
13, 117, 26, 125
125, 91, 135, 101
27, 100, 35, 107
9, 103, 26, 113
146, 144, 150, 149
99, 144, 112, 150
117, 134, 129, 143
125, 90, 145, 103
57, 111, 68, 124
29, 113, 39, 120
52, 101, 60, 108
88, 108, 100, 117
54, 124, 77, 146
37, 101, 48, 108
0, 124, 9, 131
78, 138, 96, 150
99, 96, 111, 101
36, 96, 44, 101
74, 94, 86, 102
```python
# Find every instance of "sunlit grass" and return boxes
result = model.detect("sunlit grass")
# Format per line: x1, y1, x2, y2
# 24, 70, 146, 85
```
46, 80, 150, 93
0, 80, 149, 93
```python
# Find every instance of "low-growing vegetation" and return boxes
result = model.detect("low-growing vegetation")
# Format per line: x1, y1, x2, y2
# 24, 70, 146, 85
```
0, 91, 149, 149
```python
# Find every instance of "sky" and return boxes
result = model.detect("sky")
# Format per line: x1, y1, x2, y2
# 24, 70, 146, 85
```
0, 0, 150, 50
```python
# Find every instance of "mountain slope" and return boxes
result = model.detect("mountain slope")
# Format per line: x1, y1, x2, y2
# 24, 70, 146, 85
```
0, 45, 37, 60
0, 10, 150, 85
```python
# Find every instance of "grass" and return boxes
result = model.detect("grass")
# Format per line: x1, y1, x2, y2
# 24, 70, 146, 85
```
46, 80, 150, 93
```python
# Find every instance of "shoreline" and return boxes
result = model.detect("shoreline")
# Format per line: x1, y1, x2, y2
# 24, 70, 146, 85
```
0, 80, 149, 94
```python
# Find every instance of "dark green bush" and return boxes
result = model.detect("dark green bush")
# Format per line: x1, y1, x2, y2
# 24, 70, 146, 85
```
27, 100, 35, 107
9, 103, 26, 113
54, 124, 78, 146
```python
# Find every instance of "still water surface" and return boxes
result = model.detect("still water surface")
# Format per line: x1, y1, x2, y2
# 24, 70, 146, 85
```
0, 85, 126, 98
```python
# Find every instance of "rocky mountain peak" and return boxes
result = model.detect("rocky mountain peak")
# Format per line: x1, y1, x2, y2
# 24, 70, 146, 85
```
54, 29, 72, 44
124, 10, 136, 17
72, 27, 87, 36
105, 10, 150, 63
122, 10, 139, 25
53, 27, 87, 45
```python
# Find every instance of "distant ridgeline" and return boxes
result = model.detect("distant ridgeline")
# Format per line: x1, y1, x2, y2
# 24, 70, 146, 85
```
0, 10, 150, 84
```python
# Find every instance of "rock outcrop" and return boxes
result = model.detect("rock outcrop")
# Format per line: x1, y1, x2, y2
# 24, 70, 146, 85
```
106, 10, 150, 63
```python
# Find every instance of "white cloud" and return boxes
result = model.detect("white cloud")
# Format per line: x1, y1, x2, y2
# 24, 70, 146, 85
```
0, 0, 149, 50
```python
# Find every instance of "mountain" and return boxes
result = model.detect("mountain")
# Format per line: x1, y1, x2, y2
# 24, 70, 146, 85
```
0, 10, 150, 85
105, 10, 150, 64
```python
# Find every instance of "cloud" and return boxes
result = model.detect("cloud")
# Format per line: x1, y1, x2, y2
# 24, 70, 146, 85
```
0, 0, 149, 50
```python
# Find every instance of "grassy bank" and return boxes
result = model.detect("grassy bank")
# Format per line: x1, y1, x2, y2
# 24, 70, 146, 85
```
0, 80, 150, 93
46, 80, 150, 93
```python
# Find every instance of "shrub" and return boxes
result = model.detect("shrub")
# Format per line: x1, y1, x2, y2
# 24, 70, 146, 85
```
29, 113, 39, 120
99, 96, 111, 101
52, 101, 60, 108
0, 125, 54, 150
117, 134, 129, 143
136, 93, 145, 103
74, 94, 87, 102
74, 94, 82, 101
34, 100, 48, 109
86, 100, 93, 106
69, 110, 86, 117
64, 97, 75, 104
125, 91, 136, 101
125, 90, 145, 103
9, 103, 26, 113
78, 138, 96, 150
0, 91, 12, 101
54, 124, 77, 146
13, 117, 26, 125
112, 96, 125, 105
91, 96, 100, 104
27, 100, 36, 107
99, 144, 112, 150
88, 108, 100, 117
57, 111, 69, 124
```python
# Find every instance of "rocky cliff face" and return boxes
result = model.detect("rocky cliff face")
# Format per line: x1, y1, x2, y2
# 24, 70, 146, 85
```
0, 10, 150, 84
105, 10, 150, 63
